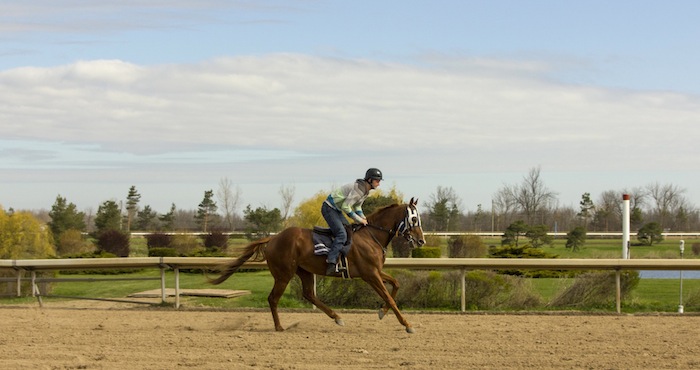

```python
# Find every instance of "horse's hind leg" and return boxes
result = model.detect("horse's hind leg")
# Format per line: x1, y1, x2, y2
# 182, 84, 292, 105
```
378, 271, 399, 320
296, 268, 344, 327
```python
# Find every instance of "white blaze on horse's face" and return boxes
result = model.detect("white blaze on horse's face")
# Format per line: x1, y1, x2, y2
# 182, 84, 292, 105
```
401, 198, 426, 247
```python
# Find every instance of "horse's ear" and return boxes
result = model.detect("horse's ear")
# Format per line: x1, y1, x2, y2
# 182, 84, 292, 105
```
410, 197, 418, 206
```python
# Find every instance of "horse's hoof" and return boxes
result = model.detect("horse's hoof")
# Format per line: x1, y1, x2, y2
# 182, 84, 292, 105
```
406, 327, 415, 334
335, 318, 345, 327
378, 309, 385, 320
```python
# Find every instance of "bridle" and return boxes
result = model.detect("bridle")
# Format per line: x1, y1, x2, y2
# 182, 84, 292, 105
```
363, 204, 424, 254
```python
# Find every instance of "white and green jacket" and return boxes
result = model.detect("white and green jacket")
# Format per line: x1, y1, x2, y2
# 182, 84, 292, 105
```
325, 179, 371, 223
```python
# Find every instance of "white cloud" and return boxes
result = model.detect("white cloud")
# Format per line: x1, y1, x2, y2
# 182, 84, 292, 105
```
1, 53, 699, 177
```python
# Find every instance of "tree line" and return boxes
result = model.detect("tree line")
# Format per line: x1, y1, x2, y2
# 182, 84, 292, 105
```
424, 167, 699, 234
8, 167, 699, 257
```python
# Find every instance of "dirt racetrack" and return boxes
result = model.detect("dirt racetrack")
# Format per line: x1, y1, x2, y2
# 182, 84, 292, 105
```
2, 301, 700, 369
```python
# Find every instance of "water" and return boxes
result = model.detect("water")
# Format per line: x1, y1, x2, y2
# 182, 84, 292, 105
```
639, 270, 700, 279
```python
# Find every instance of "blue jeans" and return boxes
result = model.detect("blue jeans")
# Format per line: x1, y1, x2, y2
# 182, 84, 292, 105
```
321, 202, 349, 264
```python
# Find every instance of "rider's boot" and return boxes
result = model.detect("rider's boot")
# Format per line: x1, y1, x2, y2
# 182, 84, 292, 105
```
326, 262, 337, 276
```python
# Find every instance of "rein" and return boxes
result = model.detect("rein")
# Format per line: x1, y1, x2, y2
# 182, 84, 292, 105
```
363, 223, 397, 255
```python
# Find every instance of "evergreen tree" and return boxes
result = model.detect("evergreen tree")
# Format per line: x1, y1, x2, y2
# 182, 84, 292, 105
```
565, 226, 587, 252
243, 205, 282, 238
159, 203, 176, 231
136, 205, 158, 231
94, 200, 122, 234
195, 190, 218, 232
47, 195, 86, 237
125, 185, 141, 232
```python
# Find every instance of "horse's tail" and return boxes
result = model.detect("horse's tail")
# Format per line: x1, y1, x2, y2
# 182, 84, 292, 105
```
209, 237, 272, 285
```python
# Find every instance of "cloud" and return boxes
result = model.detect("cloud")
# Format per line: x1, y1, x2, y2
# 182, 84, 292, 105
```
1, 53, 699, 177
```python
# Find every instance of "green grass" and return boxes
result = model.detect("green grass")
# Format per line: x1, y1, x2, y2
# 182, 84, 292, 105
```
429, 236, 700, 259
3, 235, 699, 312
4, 268, 700, 313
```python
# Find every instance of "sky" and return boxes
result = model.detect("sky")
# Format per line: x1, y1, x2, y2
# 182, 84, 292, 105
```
1, 0, 700, 216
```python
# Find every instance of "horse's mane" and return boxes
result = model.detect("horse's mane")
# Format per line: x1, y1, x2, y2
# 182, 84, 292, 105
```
366, 203, 402, 223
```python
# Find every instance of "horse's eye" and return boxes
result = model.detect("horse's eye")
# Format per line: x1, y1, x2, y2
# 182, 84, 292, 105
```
411, 216, 417, 225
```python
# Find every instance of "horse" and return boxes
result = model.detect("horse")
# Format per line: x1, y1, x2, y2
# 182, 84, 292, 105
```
209, 197, 426, 333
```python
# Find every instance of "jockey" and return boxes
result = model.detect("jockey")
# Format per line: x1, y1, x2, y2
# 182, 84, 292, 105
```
321, 168, 383, 275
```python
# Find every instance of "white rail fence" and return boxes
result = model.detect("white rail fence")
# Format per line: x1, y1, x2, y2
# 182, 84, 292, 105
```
3, 257, 700, 313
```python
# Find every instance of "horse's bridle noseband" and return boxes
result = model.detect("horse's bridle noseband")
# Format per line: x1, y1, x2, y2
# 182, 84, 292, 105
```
363, 204, 424, 253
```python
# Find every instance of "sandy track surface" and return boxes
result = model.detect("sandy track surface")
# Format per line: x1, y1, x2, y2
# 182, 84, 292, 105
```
1, 302, 699, 369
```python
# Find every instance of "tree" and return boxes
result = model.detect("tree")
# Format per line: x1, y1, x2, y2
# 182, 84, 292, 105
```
514, 167, 557, 224
94, 200, 122, 234
645, 182, 686, 229
502, 220, 529, 247
136, 205, 158, 231
159, 203, 176, 231
428, 186, 461, 231
279, 184, 296, 222
526, 224, 553, 248
286, 191, 327, 228
243, 205, 282, 238
195, 190, 218, 232
637, 222, 664, 246
577, 192, 595, 229
0, 208, 55, 259
124, 186, 141, 232
492, 185, 518, 230
565, 226, 587, 252
217, 177, 241, 231
473, 204, 484, 232
47, 195, 86, 238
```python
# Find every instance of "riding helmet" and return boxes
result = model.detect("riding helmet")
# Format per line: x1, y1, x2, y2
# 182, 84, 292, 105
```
364, 168, 383, 181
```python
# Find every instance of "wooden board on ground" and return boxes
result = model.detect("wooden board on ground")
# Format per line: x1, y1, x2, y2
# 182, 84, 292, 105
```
128, 289, 251, 298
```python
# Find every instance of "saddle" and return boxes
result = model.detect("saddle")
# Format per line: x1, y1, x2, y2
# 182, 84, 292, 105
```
312, 224, 355, 279
312, 224, 354, 254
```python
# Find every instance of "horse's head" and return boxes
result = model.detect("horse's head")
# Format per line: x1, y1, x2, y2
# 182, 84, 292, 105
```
398, 197, 426, 247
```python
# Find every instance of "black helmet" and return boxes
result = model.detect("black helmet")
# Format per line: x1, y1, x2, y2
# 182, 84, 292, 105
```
364, 168, 383, 181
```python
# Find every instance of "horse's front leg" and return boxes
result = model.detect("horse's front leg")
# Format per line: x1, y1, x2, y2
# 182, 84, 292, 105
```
378, 271, 399, 320
364, 272, 414, 334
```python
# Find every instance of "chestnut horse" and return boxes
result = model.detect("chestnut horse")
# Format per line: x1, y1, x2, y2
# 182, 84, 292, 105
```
209, 198, 426, 333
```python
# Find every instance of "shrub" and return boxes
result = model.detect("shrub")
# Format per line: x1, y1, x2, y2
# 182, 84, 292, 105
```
95, 230, 130, 257
692, 243, 700, 256
145, 233, 172, 249
391, 238, 412, 257
292, 269, 541, 310
57, 229, 94, 256
548, 271, 640, 308
412, 247, 441, 258
203, 231, 229, 252
461, 270, 542, 310
448, 235, 487, 258
489, 244, 566, 277
170, 234, 203, 256
423, 235, 443, 247
637, 222, 664, 246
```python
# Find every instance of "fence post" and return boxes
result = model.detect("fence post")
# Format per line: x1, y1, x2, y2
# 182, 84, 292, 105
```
174, 267, 180, 309
615, 269, 621, 313
461, 269, 466, 312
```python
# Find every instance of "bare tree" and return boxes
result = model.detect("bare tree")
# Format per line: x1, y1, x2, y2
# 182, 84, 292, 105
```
492, 184, 518, 230
645, 182, 687, 229
279, 184, 296, 222
514, 167, 558, 224
595, 190, 618, 231
217, 177, 241, 231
